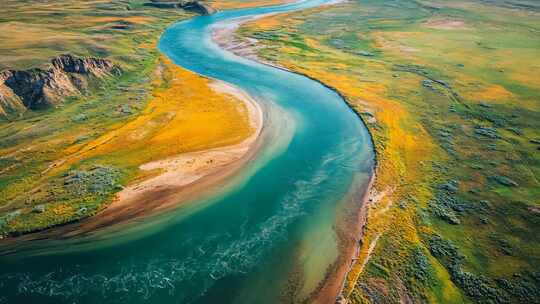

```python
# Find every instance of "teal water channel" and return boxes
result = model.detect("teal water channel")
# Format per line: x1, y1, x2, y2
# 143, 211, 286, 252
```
0, 1, 374, 303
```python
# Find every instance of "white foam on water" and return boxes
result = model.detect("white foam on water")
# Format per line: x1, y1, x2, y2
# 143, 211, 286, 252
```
1, 153, 338, 303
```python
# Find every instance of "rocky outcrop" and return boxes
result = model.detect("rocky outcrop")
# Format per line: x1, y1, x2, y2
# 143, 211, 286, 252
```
180, 1, 216, 15
0, 54, 120, 117
145, 0, 216, 15
51, 55, 119, 76
0, 80, 26, 118
145, 0, 179, 8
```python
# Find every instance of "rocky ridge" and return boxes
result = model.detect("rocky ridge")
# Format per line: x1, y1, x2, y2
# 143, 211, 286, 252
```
0, 54, 121, 118
145, 0, 216, 15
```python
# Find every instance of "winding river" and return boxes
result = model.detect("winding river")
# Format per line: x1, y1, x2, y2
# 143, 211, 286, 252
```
0, 1, 374, 303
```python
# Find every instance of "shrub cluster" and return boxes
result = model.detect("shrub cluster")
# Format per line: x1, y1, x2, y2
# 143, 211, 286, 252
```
429, 180, 470, 225
426, 235, 509, 303
496, 272, 540, 303
63, 165, 121, 196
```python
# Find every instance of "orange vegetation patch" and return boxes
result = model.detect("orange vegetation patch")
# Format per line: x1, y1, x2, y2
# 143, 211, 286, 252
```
509, 71, 540, 90
67, 16, 154, 25
60, 57, 253, 172
465, 84, 514, 102
0, 23, 81, 49
211, 0, 293, 10
245, 10, 305, 32
250, 13, 290, 30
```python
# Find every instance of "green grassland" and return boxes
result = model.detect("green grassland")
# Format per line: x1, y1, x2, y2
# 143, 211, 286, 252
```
0, 0, 192, 236
236, 0, 540, 302
0, 0, 189, 70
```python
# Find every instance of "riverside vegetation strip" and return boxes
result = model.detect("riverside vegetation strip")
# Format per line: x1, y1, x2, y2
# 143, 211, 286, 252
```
232, 0, 540, 303
0, 0, 258, 236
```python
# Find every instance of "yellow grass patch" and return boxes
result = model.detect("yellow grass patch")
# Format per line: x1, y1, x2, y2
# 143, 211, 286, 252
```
252, 13, 293, 30
466, 84, 514, 102
63, 57, 253, 169
0, 0, 187, 70
211, 0, 291, 10
243, 11, 305, 34
63, 16, 154, 26
0, 23, 82, 50
509, 71, 540, 90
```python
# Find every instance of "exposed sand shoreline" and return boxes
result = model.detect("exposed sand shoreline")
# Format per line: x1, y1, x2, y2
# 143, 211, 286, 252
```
212, 14, 285, 68
0, 79, 265, 245
101, 80, 264, 224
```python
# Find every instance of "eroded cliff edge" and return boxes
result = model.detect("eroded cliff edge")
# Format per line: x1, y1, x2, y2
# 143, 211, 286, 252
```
0, 54, 121, 118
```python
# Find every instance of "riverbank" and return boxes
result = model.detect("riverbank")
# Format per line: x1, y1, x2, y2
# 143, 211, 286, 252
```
210, 9, 378, 303
232, 1, 540, 303
0, 55, 264, 240
63, 79, 265, 236
0, 79, 264, 249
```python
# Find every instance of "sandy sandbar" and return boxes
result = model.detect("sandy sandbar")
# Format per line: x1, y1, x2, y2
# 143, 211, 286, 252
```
65, 80, 265, 236
0, 80, 264, 244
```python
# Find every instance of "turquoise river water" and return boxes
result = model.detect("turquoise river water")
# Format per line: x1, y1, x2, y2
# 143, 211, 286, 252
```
0, 1, 374, 303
